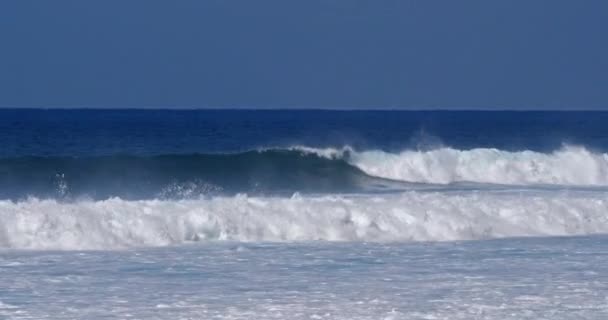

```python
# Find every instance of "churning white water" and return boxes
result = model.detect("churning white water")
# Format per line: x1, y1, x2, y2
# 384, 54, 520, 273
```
2, 190, 608, 250
297, 145, 608, 185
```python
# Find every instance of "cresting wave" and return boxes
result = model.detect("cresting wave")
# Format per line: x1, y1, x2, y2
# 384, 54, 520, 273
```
1, 191, 608, 250
300, 145, 608, 186
2, 145, 608, 201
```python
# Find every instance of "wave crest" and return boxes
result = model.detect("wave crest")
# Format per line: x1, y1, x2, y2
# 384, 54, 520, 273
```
299, 145, 608, 186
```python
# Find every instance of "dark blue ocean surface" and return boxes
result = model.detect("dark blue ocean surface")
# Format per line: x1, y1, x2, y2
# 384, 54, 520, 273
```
2, 109, 608, 156
2, 109, 608, 200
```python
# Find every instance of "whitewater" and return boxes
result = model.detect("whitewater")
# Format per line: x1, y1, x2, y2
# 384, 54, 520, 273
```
299, 145, 608, 186
3, 110, 608, 319
2, 145, 608, 250
1, 189, 608, 250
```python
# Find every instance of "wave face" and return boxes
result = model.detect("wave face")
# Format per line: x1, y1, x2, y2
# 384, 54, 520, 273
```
301, 145, 608, 186
2, 192, 608, 250
0, 150, 393, 200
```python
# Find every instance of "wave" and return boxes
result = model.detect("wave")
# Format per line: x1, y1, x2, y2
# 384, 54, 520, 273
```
299, 145, 608, 186
1, 191, 608, 250
2, 145, 608, 201
0, 150, 394, 200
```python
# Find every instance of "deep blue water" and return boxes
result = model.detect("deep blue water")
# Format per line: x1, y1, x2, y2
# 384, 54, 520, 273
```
2, 109, 608, 157
2, 109, 608, 200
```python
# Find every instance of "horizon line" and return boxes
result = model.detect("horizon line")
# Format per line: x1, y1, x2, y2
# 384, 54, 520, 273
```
1, 106, 607, 112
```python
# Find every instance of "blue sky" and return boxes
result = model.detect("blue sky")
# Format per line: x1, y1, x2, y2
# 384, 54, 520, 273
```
1, 1, 607, 109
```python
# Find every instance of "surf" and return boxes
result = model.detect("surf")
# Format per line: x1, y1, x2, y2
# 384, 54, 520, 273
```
298, 145, 608, 186
2, 190, 608, 250
2, 145, 608, 201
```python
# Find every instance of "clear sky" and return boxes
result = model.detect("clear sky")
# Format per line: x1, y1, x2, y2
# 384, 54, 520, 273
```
1, 1, 607, 109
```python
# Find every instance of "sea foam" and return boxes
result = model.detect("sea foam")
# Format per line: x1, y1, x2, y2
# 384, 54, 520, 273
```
2, 191, 607, 250
298, 145, 608, 186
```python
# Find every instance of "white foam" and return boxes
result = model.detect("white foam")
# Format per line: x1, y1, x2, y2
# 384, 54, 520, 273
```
297, 145, 608, 186
1, 191, 608, 250
293, 145, 351, 159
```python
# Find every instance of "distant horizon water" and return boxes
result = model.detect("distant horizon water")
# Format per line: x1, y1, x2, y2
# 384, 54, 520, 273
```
2, 106, 608, 111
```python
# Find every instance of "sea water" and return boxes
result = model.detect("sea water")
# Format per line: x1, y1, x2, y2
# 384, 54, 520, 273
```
1, 109, 608, 319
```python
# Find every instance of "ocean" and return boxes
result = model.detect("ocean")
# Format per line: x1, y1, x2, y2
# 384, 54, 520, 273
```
1, 109, 608, 319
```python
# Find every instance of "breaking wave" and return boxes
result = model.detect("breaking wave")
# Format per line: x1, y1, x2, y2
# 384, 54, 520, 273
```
299, 145, 608, 186
2, 145, 608, 201
1, 191, 608, 250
